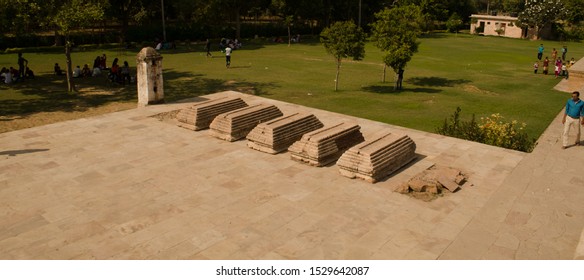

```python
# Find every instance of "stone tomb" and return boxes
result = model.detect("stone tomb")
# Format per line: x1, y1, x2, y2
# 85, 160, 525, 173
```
288, 122, 365, 166
176, 97, 248, 131
209, 103, 283, 141
246, 113, 324, 154
337, 131, 416, 183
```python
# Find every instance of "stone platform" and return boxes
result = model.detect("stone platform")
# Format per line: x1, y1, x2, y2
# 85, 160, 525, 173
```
1, 90, 583, 260
554, 57, 584, 93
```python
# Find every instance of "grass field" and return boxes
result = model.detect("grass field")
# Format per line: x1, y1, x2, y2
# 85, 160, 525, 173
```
1, 33, 583, 140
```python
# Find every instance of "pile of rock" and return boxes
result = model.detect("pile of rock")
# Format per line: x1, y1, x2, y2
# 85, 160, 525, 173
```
176, 97, 248, 131
337, 131, 416, 183
396, 165, 468, 201
289, 122, 365, 167
209, 103, 283, 141
246, 113, 324, 154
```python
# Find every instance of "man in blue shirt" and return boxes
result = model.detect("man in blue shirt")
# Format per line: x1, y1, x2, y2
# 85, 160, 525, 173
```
537, 44, 544, 60
562, 91, 584, 149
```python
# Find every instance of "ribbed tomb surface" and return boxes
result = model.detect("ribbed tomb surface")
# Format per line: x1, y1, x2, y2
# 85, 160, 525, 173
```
288, 122, 365, 166
176, 97, 248, 131
337, 131, 416, 183
209, 103, 283, 141
246, 113, 324, 154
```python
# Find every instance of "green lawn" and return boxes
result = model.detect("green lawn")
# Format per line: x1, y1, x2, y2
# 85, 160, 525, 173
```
1, 33, 583, 140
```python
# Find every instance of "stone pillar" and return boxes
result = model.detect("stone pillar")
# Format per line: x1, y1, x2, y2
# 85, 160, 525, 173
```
136, 47, 164, 106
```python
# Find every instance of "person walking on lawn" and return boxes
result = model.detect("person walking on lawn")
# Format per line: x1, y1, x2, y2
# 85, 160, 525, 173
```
225, 46, 232, 68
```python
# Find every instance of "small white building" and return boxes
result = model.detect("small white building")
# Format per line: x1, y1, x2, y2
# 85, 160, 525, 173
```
470, 14, 524, 38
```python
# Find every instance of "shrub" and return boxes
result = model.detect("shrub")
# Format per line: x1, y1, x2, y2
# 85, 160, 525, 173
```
437, 107, 535, 152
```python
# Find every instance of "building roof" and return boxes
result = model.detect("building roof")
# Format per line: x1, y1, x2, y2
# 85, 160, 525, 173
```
470, 14, 518, 21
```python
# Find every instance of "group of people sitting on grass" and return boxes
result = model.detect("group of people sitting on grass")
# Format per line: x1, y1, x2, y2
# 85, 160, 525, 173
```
1, 52, 35, 84
220, 38, 242, 50
54, 53, 133, 85
108, 58, 132, 85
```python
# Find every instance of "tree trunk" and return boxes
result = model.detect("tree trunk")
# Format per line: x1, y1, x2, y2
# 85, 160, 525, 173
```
382, 64, 386, 83
65, 38, 75, 92
236, 9, 241, 39
335, 58, 341, 91
54, 30, 62, 46
288, 23, 291, 47
121, 7, 129, 44
394, 73, 399, 91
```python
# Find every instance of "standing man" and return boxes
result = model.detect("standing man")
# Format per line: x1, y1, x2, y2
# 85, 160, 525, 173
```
561, 45, 567, 61
225, 46, 232, 68
562, 91, 584, 149
205, 39, 212, 58
17, 52, 28, 79
537, 44, 544, 60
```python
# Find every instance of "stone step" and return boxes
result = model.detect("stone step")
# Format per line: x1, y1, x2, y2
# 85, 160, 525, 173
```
337, 131, 416, 183
246, 113, 324, 154
209, 103, 283, 141
176, 97, 248, 130
288, 122, 365, 166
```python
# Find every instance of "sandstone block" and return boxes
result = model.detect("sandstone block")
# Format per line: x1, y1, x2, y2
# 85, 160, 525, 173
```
209, 103, 283, 141
437, 175, 460, 193
288, 122, 365, 166
246, 113, 324, 154
337, 131, 417, 183
177, 97, 248, 130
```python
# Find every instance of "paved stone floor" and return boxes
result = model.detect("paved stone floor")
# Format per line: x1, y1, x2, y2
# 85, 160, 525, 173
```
1, 91, 583, 259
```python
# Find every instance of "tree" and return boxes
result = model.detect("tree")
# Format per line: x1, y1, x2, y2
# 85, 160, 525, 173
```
104, 0, 148, 43
518, 0, 568, 39
320, 21, 365, 91
270, 0, 295, 46
564, 0, 584, 24
370, 5, 422, 90
53, 0, 104, 92
397, 0, 448, 31
446, 13, 463, 33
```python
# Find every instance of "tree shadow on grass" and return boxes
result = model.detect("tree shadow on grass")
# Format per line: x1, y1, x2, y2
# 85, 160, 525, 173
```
163, 69, 279, 101
419, 32, 450, 39
407, 77, 471, 87
361, 85, 442, 94
1, 69, 279, 118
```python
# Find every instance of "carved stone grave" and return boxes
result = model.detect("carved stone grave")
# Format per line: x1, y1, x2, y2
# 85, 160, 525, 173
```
177, 97, 248, 131
209, 103, 283, 141
288, 122, 365, 166
337, 131, 416, 183
246, 113, 324, 154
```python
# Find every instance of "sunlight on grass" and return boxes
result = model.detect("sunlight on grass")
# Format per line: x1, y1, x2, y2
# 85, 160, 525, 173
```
1, 33, 583, 140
